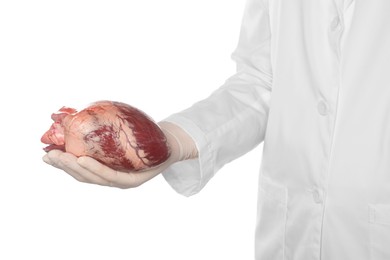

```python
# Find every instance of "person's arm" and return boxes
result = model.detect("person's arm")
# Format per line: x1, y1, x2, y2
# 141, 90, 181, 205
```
42, 0, 272, 193
161, 0, 273, 196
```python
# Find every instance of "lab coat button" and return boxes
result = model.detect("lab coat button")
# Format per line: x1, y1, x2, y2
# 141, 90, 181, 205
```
317, 101, 328, 116
313, 190, 323, 204
330, 16, 341, 31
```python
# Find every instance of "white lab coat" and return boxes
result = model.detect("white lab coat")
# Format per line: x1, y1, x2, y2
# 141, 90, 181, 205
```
162, 0, 390, 259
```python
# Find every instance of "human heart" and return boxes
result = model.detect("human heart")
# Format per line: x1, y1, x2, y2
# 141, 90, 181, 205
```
41, 101, 170, 172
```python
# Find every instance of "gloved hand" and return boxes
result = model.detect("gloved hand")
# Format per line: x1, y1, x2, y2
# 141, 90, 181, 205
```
42, 121, 198, 188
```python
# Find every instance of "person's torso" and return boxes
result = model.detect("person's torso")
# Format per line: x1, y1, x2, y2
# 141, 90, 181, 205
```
257, 0, 390, 259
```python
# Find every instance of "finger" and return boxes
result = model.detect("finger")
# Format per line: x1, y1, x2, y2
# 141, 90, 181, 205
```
58, 154, 113, 186
42, 154, 54, 165
45, 150, 88, 182
45, 150, 77, 171
77, 156, 151, 188
46, 151, 109, 186
43, 151, 66, 170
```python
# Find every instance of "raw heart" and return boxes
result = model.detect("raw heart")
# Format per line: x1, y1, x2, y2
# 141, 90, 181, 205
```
41, 101, 170, 172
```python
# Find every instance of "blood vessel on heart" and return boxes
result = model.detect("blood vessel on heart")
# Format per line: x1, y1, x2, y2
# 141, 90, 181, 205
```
41, 100, 170, 172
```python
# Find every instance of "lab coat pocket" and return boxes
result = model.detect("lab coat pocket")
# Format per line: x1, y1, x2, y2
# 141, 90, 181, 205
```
255, 177, 288, 260
369, 204, 390, 259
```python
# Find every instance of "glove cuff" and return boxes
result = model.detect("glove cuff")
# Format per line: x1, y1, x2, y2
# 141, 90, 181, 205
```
158, 121, 198, 162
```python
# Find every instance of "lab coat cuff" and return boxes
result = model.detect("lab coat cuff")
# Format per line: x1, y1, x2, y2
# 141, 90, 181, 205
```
161, 114, 215, 197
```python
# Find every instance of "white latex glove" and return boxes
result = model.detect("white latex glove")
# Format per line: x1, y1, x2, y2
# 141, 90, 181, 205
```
42, 121, 198, 188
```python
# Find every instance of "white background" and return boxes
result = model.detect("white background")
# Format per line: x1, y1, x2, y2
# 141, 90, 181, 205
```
0, 1, 264, 259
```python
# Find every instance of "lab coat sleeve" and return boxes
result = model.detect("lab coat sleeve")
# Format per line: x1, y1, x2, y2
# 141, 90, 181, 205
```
161, 0, 272, 197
